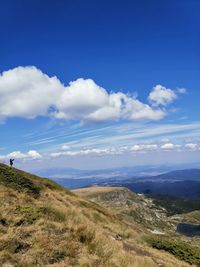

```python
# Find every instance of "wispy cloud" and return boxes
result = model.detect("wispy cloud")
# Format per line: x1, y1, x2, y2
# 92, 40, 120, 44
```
49, 122, 200, 149
15, 121, 200, 155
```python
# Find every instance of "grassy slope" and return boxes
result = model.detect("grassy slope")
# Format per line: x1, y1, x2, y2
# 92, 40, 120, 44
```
181, 211, 200, 224
74, 186, 200, 267
0, 164, 193, 267
74, 186, 173, 231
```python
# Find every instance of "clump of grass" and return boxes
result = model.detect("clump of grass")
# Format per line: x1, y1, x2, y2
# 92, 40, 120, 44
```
0, 237, 30, 254
146, 236, 200, 266
15, 205, 66, 224
48, 250, 66, 264
78, 200, 115, 220
0, 251, 18, 267
75, 225, 96, 245
88, 238, 114, 263
92, 211, 107, 223
40, 206, 66, 222
40, 177, 75, 196
15, 206, 42, 225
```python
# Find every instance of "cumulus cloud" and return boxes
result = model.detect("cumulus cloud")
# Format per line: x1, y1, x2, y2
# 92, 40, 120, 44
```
0, 150, 42, 160
131, 144, 158, 151
160, 143, 179, 150
0, 66, 63, 120
54, 78, 110, 120
1, 142, 200, 162
49, 142, 200, 158
27, 150, 42, 159
50, 147, 124, 157
0, 66, 182, 123
148, 85, 177, 106
53, 79, 166, 122
185, 143, 198, 150
61, 144, 70, 150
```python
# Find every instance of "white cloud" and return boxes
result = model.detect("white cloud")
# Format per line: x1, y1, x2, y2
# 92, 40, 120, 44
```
185, 143, 198, 150
1, 142, 200, 162
54, 78, 109, 120
131, 144, 158, 151
27, 150, 42, 159
8, 151, 26, 159
0, 66, 63, 120
54, 80, 166, 122
49, 142, 200, 158
50, 147, 123, 157
177, 88, 187, 94
120, 94, 165, 120
148, 85, 177, 106
0, 150, 42, 160
61, 144, 70, 150
0, 66, 182, 123
160, 143, 177, 150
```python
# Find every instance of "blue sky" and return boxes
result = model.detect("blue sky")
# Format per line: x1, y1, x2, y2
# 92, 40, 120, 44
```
0, 0, 200, 171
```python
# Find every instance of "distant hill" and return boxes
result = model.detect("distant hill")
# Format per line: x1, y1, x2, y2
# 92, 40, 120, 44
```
143, 169, 200, 181
1, 163, 194, 267
121, 180, 200, 199
84, 169, 200, 199
125, 169, 200, 199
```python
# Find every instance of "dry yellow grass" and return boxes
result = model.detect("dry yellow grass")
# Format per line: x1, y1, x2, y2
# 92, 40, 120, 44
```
0, 165, 194, 266
74, 186, 124, 195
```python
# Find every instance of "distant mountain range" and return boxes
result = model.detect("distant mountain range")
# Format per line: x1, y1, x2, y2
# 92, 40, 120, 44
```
140, 169, 200, 181
96, 169, 200, 199
35, 162, 200, 179
52, 168, 200, 199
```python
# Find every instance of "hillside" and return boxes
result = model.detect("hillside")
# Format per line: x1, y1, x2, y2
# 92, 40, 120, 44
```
0, 163, 198, 267
74, 186, 200, 266
73, 187, 172, 230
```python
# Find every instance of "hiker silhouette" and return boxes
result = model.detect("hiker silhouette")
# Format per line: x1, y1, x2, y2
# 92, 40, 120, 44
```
9, 158, 14, 167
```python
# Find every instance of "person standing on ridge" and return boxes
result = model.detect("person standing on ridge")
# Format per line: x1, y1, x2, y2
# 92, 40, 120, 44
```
9, 158, 14, 167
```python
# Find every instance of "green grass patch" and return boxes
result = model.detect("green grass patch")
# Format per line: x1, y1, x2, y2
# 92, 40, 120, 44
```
0, 163, 74, 198
16, 205, 66, 224
40, 206, 66, 222
0, 164, 41, 197
146, 236, 200, 266
16, 206, 43, 224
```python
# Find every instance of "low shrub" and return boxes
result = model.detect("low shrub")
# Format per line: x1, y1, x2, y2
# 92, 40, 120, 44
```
146, 236, 200, 266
